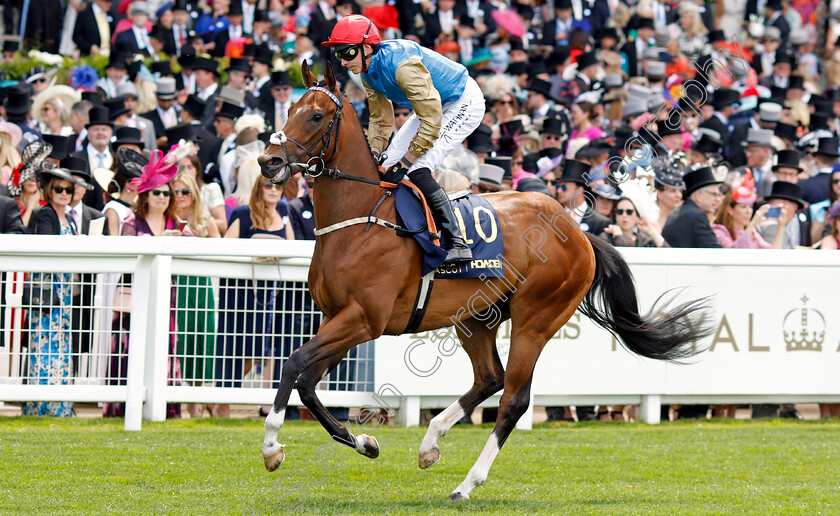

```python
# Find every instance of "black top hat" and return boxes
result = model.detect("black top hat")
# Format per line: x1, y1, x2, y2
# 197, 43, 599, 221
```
708, 29, 726, 44
484, 156, 513, 179
3, 40, 18, 53
254, 9, 270, 23
810, 114, 829, 132
151, 60, 172, 76
527, 59, 547, 77
773, 149, 803, 172
548, 46, 570, 68
4, 85, 31, 116
613, 126, 635, 149
576, 51, 599, 71
691, 132, 723, 154
594, 26, 620, 42
712, 88, 740, 110
215, 102, 245, 120
682, 166, 721, 199
42, 134, 70, 160
508, 38, 524, 52
527, 77, 553, 99
774, 122, 798, 142
517, 176, 554, 197
555, 0, 572, 9
788, 75, 804, 90
815, 137, 840, 158
228, 0, 243, 15
557, 159, 591, 185
773, 50, 795, 66
466, 124, 494, 153
182, 94, 207, 120
192, 56, 219, 74
766, 181, 804, 207
656, 116, 682, 137
270, 70, 291, 87
637, 127, 661, 146
507, 61, 528, 76
253, 44, 275, 65
59, 156, 93, 189
85, 106, 113, 129
104, 98, 130, 121
499, 119, 524, 138
636, 17, 654, 30
178, 46, 196, 69
765, 0, 783, 11
173, 0, 189, 10
81, 90, 104, 106
166, 123, 203, 145
542, 116, 566, 136
111, 126, 144, 150
106, 52, 128, 70
242, 43, 256, 57
227, 57, 251, 74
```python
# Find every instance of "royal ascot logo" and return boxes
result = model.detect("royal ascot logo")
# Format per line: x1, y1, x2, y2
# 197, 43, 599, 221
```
782, 294, 825, 352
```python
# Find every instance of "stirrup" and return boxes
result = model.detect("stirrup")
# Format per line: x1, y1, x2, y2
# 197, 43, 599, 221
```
442, 238, 472, 265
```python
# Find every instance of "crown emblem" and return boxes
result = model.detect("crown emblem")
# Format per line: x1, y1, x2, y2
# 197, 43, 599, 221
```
783, 294, 825, 352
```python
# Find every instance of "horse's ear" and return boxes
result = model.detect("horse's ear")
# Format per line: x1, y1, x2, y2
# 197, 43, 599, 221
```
301, 60, 317, 88
324, 61, 337, 94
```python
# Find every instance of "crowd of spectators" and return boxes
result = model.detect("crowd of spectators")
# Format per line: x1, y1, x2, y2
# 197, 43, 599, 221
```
1, 0, 839, 422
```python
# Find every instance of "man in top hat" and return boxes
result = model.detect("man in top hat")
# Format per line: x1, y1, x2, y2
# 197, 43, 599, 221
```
759, 50, 794, 89
4, 84, 40, 147
473, 163, 505, 194
259, 70, 293, 133
689, 129, 724, 165
192, 57, 221, 123
214, 0, 250, 58
465, 123, 494, 162
800, 137, 840, 205
73, 0, 114, 56
115, 2, 154, 56
171, 0, 195, 55
213, 101, 245, 173
178, 95, 220, 168
763, 0, 790, 43
176, 47, 197, 93
117, 82, 157, 152
701, 87, 740, 157
42, 134, 71, 164
525, 78, 558, 123
140, 77, 180, 149
662, 167, 723, 248
226, 58, 252, 91
553, 158, 610, 235
571, 51, 601, 96
741, 128, 777, 198
770, 149, 804, 187
620, 17, 655, 77
656, 112, 685, 153
248, 44, 275, 105
81, 105, 115, 174
454, 0, 496, 45
727, 102, 783, 168
111, 126, 145, 154
95, 53, 130, 99
756, 181, 811, 249
59, 155, 104, 235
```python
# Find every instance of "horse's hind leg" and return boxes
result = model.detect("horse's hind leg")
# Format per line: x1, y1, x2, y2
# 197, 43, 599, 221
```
294, 351, 380, 459
419, 319, 505, 469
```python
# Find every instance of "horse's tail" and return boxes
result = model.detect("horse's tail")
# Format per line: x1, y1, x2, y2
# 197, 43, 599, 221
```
578, 233, 715, 362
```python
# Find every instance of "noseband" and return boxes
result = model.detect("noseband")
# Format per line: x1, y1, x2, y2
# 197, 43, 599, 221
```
268, 86, 343, 180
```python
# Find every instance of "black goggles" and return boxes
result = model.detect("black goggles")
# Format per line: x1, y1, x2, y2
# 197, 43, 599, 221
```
333, 45, 361, 61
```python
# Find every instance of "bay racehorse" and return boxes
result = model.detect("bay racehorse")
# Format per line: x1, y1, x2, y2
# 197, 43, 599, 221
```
257, 62, 713, 500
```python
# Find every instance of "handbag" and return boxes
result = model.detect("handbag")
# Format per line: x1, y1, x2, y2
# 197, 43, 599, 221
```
21, 284, 62, 313
113, 286, 132, 313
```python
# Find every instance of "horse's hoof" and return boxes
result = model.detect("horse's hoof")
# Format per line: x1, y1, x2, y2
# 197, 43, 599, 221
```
356, 434, 379, 459
418, 447, 440, 469
263, 443, 285, 471
449, 491, 469, 501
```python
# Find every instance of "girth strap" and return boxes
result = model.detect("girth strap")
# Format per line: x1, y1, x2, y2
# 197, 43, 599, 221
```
403, 270, 436, 334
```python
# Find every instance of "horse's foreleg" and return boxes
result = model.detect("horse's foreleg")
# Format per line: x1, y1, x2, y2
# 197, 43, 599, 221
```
263, 306, 374, 471
419, 321, 505, 469
293, 351, 379, 458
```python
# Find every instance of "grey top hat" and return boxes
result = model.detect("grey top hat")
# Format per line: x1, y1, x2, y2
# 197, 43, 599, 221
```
117, 81, 139, 99
627, 84, 651, 101
763, 26, 781, 41
214, 85, 246, 107
603, 73, 624, 89
742, 128, 775, 148
643, 47, 661, 60
758, 102, 782, 123
155, 77, 177, 99
624, 97, 649, 119
654, 28, 671, 47
646, 61, 666, 78
477, 164, 505, 191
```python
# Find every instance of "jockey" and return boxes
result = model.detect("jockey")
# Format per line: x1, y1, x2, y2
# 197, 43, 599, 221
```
323, 14, 485, 265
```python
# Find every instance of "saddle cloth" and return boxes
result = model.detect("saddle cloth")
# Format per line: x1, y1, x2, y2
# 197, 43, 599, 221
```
393, 185, 505, 278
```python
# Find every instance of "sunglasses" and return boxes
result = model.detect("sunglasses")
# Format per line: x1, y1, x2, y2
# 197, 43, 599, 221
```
394, 111, 411, 117
52, 185, 74, 194
832, 179, 840, 185
543, 134, 561, 140
174, 188, 192, 196
512, 160, 524, 166
150, 189, 172, 197
333, 45, 360, 61
614, 209, 635, 216
496, 100, 514, 106
556, 184, 571, 191
263, 181, 282, 189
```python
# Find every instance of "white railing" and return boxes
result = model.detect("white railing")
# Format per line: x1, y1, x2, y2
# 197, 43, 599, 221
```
1, 236, 839, 430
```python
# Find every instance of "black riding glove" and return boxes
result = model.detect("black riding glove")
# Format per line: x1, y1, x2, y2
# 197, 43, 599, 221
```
382, 162, 408, 183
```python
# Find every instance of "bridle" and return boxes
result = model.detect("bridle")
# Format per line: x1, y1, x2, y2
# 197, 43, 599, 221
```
268, 85, 343, 180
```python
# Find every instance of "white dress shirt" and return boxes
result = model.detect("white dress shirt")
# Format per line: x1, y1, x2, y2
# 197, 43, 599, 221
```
197, 82, 218, 102
87, 143, 113, 170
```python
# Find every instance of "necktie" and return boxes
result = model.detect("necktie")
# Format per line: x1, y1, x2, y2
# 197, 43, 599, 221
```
276, 104, 286, 130
97, 153, 106, 168
95, 10, 111, 52
179, 27, 186, 47
72, 207, 81, 233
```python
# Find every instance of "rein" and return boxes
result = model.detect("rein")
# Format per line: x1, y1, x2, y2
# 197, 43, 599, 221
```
269, 85, 420, 238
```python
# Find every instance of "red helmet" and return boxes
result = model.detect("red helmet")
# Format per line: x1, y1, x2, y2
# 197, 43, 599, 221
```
322, 15, 382, 47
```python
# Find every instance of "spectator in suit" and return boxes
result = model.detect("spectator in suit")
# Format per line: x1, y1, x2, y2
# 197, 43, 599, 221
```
800, 137, 839, 205
454, 0, 496, 46
703, 88, 740, 154
73, 0, 114, 55
525, 78, 558, 123
307, 0, 338, 48
141, 78, 180, 150
0, 193, 25, 233
288, 176, 316, 241
756, 181, 811, 249
171, 0, 194, 56
741, 128, 777, 199
95, 53, 130, 99
621, 17, 654, 77
114, 2, 153, 56
554, 159, 610, 235
176, 99, 220, 172
82, 106, 115, 173
213, 0, 248, 58
262, 71, 293, 134
248, 44, 274, 108
759, 50, 794, 89
763, 0, 790, 43
116, 82, 157, 152
192, 57, 221, 123
662, 167, 723, 249
225, 58, 251, 91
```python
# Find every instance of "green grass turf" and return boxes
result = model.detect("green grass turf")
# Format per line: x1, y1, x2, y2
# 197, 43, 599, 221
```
1, 416, 839, 515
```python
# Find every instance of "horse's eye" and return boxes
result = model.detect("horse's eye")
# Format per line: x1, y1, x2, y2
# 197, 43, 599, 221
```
313, 113, 324, 122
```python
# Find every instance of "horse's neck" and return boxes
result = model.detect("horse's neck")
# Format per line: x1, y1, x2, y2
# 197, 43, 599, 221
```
311, 124, 386, 229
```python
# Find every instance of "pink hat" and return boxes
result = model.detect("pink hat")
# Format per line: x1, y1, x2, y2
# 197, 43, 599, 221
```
0, 122, 22, 149
491, 8, 526, 38
130, 149, 178, 193
732, 171, 757, 205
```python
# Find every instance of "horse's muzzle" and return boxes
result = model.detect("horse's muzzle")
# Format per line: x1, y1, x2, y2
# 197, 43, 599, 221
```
258, 154, 289, 184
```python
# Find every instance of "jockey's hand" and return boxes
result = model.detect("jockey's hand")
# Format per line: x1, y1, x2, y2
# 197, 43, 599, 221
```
384, 162, 408, 182
371, 149, 386, 166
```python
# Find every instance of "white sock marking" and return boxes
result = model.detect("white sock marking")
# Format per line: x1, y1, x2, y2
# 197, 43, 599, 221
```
420, 402, 465, 453
453, 433, 500, 497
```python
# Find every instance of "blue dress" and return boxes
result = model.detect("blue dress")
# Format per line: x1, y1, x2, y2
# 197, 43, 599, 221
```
216, 206, 288, 387
23, 224, 74, 417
